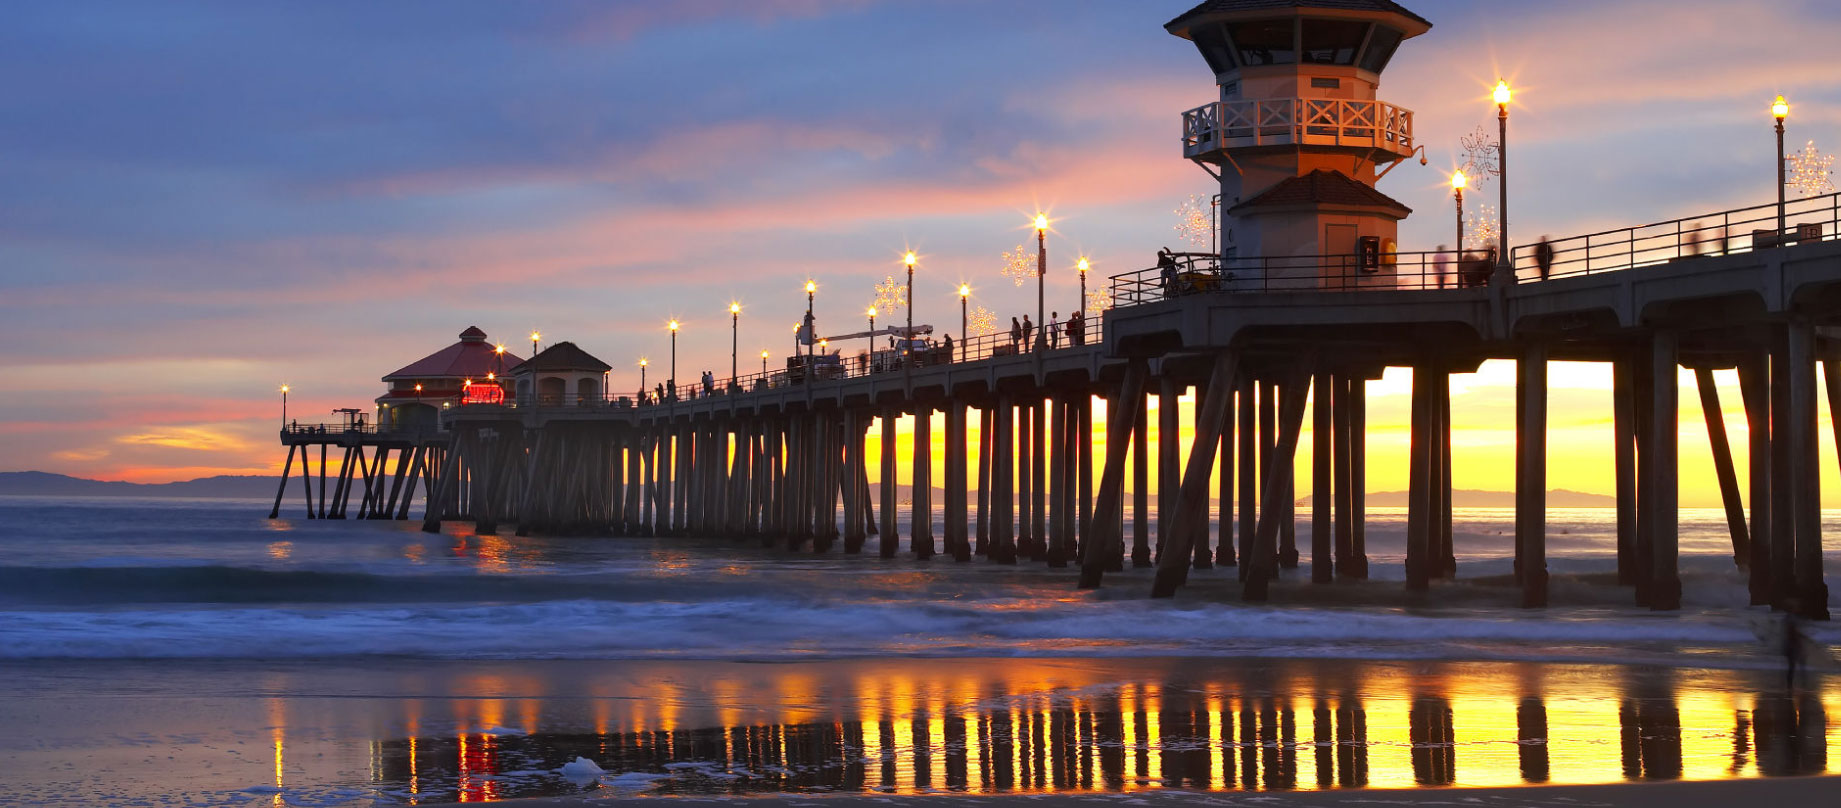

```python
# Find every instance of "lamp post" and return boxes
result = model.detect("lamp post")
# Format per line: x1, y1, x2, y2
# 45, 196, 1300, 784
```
1774, 94, 1789, 235
530, 330, 541, 358
280, 385, 289, 428
1493, 79, 1511, 260
805, 280, 817, 367
1452, 169, 1466, 255
1034, 213, 1048, 351
958, 283, 970, 362
639, 358, 648, 402
1076, 257, 1089, 321
903, 252, 916, 372
761, 349, 769, 376
867, 305, 876, 339
729, 302, 740, 383
668, 319, 679, 400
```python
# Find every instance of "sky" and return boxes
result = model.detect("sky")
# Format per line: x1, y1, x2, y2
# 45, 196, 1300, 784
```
4, 0, 1841, 503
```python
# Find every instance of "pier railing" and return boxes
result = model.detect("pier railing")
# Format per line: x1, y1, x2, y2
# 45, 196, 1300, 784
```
1507, 189, 1841, 279
1107, 249, 1465, 306
1182, 97, 1414, 160
281, 423, 438, 439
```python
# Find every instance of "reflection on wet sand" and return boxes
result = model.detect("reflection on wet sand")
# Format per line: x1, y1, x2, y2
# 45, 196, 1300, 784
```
352, 660, 1835, 802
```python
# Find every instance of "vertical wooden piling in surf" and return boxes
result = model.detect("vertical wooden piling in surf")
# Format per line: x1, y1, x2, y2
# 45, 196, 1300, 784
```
991, 396, 1017, 564
1078, 395, 1094, 565
1334, 374, 1354, 578
1132, 393, 1151, 568
1693, 367, 1749, 567
1788, 322, 1827, 619
946, 400, 970, 562
1516, 344, 1549, 608
1244, 368, 1311, 602
1649, 330, 1682, 611
1018, 401, 1035, 561
1613, 355, 1638, 586
1311, 369, 1333, 584
879, 409, 899, 557
1770, 333, 1794, 607
1031, 397, 1047, 562
1047, 398, 1067, 567
1152, 352, 1236, 597
976, 406, 992, 555
1236, 375, 1257, 580
1156, 377, 1180, 565
912, 405, 934, 559
1405, 363, 1433, 592
1080, 359, 1146, 589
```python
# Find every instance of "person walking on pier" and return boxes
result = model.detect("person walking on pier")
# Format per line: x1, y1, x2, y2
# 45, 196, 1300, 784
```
1021, 314, 1034, 352
941, 333, 954, 362
1433, 244, 1449, 289
1048, 312, 1060, 349
1534, 236, 1555, 280
1068, 311, 1084, 347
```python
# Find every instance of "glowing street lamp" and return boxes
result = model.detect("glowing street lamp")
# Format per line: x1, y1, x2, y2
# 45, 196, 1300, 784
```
761, 349, 769, 376
903, 252, 916, 373
1075, 257, 1089, 324
958, 283, 971, 362
1451, 169, 1467, 253
1492, 79, 1511, 260
729, 302, 741, 383
668, 319, 679, 399
280, 384, 289, 427
1034, 214, 1048, 351
494, 343, 506, 376
804, 280, 817, 366
530, 330, 541, 357
638, 358, 648, 402
1774, 94, 1790, 235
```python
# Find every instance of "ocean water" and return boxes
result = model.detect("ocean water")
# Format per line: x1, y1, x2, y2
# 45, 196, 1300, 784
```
0, 496, 1835, 805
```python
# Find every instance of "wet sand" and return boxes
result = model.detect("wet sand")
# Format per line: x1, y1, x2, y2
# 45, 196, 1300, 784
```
426, 775, 1841, 807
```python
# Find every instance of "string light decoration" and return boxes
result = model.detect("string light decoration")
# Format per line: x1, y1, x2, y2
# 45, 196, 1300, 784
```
1465, 202, 1499, 250
871, 274, 907, 313
1457, 124, 1500, 191
967, 305, 997, 337
1788, 140, 1835, 197
1173, 195, 1214, 249
1085, 288, 1112, 318
999, 244, 1034, 287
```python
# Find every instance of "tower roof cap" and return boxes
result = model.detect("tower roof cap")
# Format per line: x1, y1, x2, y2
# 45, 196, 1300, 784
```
1167, 0, 1431, 34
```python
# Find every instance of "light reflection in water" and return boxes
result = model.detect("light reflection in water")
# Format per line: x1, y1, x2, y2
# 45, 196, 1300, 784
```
363, 660, 1835, 802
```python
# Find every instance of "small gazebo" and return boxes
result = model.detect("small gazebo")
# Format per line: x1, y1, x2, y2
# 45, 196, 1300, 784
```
510, 341, 612, 406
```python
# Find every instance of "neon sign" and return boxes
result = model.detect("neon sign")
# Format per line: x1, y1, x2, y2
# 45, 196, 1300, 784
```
462, 384, 505, 405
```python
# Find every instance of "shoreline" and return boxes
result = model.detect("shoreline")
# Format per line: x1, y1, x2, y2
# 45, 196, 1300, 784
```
414, 775, 1841, 807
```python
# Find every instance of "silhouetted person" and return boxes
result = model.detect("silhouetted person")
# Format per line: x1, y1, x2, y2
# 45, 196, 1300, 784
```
1687, 221, 1705, 256
1535, 236, 1555, 280
1067, 311, 1081, 346
1782, 603, 1806, 689
942, 333, 954, 361
1048, 312, 1060, 348
1433, 244, 1449, 289
1157, 247, 1178, 297
1009, 316, 1023, 352
1022, 314, 1034, 351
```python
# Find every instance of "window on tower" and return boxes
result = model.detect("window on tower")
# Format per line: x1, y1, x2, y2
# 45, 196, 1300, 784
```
1228, 19, 1295, 66
1358, 26, 1403, 73
1302, 19, 1369, 65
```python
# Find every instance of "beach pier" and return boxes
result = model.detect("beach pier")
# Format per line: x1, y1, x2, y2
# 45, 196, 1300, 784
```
275, 0, 1841, 618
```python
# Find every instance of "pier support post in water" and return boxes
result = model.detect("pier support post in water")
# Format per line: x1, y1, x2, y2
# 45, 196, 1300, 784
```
1153, 352, 1238, 597
1244, 366, 1311, 601
1311, 369, 1333, 584
879, 408, 899, 557
1405, 362, 1434, 591
1613, 355, 1638, 586
946, 401, 970, 561
1788, 321, 1828, 619
1032, 396, 1047, 561
1648, 330, 1681, 610
1156, 376, 1181, 565
1017, 401, 1034, 560
1079, 396, 1094, 564
1436, 367, 1454, 578
912, 405, 934, 559
1132, 391, 1151, 567
843, 410, 865, 553
1080, 359, 1147, 588
1694, 367, 1750, 567
1047, 397, 1068, 568
991, 396, 1017, 564
1349, 375, 1368, 578
1216, 377, 1235, 568
1770, 333, 1795, 608
1334, 374, 1354, 578
976, 406, 992, 555
1236, 374, 1257, 580
1516, 343, 1549, 608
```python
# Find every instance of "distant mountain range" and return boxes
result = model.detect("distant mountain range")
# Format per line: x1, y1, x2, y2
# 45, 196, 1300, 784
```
1, 472, 1619, 507
0, 471, 280, 499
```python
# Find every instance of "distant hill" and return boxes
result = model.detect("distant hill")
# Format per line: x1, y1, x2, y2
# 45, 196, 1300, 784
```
0, 471, 280, 499
1297, 488, 1616, 507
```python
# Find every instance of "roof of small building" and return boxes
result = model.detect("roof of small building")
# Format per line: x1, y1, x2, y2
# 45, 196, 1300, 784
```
1167, 0, 1431, 30
1228, 169, 1411, 217
514, 341, 612, 374
382, 327, 524, 381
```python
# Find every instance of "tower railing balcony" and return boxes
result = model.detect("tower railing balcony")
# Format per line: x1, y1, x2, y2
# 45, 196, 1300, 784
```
1182, 98, 1414, 160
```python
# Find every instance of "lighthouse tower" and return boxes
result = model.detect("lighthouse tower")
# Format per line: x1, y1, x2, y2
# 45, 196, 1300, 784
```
1167, 1, 1430, 288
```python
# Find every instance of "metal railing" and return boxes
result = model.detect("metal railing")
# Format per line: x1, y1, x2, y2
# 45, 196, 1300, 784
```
282, 422, 437, 438
1507, 189, 1841, 280
1108, 249, 1477, 306
1182, 97, 1414, 159
455, 321, 1107, 413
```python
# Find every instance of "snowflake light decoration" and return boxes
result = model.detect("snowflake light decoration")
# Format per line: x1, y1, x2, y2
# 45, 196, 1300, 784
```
1788, 140, 1835, 197
967, 305, 997, 337
1173, 195, 1214, 249
871, 275, 906, 312
1000, 244, 1035, 287
1085, 288, 1112, 318
1457, 125, 1500, 191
